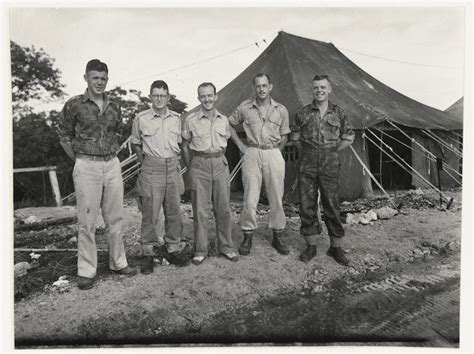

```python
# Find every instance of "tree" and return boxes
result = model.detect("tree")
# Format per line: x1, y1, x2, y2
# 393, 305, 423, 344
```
10, 40, 65, 119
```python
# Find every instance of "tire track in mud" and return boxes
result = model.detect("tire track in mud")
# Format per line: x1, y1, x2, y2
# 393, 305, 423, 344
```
339, 266, 460, 343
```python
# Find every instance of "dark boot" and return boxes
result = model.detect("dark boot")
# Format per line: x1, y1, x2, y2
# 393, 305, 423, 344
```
327, 247, 350, 266
299, 245, 317, 263
272, 230, 289, 255
141, 255, 154, 274
239, 231, 253, 256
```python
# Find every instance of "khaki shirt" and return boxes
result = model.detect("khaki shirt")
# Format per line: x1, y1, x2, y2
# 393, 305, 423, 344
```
290, 100, 355, 149
130, 107, 181, 158
228, 97, 291, 146
182, 109, 231, 153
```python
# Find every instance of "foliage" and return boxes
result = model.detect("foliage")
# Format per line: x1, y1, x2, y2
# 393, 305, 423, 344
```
10, 41, 65, 119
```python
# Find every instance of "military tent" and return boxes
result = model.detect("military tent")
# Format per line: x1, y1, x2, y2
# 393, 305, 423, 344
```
183, 31, 463, 201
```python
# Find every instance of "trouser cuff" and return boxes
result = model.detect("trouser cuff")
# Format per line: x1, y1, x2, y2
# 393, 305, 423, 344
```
330, 236, 343, 248
142, 244, 155, 256
304, 235, 317, 245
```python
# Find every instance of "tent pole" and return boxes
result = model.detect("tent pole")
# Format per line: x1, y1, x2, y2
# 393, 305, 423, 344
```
422, 129, 462, 157
373, 127, 462, 180
349, 145, 396, 208
364, 132, 451, 202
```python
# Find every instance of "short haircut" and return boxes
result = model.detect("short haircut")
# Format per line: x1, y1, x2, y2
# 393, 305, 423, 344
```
253, 73, 271, 85
197, 82, 217, 95
313, 74, 331, 84
150, 80, 169, 94
85, 59, 108, 74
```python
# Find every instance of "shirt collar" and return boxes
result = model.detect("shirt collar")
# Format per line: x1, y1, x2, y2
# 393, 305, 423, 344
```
198, 108, 223, 120
251, 97, 278, 109
82, 89, 109, 105
311, 100, 334, 113
151, 107, 171, 119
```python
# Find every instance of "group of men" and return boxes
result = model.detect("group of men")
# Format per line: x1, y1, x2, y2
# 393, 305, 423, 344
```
58, 59, 355, 290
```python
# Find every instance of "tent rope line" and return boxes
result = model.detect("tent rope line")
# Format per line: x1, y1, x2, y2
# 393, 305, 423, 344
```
386, 120, 463, 169
348, 145, 396, 208
371, 127, 462, 182
364, 132, 451, 202
421, 129, 463, 157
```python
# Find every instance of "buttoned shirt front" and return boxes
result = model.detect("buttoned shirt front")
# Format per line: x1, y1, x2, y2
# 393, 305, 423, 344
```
290, 100, 355, 149
58, 90, 123, 156
228, 97, 291, 146
130, 107, 181, 158
182, 109, 231, 153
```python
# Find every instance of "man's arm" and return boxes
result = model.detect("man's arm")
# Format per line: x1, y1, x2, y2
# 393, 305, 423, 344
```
132, 144, 144, 163
277, 134, 288, 151
60, 141, 76, 161
337, 139, 352, 151
229, 125, 248, 155
58, 103, 76, 161
182, 139, 192, 167
337, 109, 355, 152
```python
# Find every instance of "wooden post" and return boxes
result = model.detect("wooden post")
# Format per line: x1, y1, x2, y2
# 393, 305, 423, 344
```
48, 168, 62, 206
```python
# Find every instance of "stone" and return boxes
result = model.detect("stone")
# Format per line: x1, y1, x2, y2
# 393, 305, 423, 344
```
14, 262, 32, 278
374, 207, 398, 220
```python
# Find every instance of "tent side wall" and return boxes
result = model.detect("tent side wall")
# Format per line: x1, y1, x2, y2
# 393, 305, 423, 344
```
339, 130, 372, 201
411, 131, 461, 189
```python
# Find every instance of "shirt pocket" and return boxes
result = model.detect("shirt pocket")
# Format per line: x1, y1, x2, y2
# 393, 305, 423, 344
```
168, 126, 182, 153
141, 124, 159, 137
264, 114, 283, 143
322, 114, 341, 142
214, 125, 229, 149
191, 125, 211, 150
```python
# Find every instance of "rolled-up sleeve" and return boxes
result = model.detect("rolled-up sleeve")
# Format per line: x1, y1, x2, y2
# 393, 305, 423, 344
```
129, 115, 142, 145
181, 115, 192, 141
279, 106, 291, 135
228, 106, 243, 127
58, 103, 75, 144
340, 111, 355, 143
290, 110, 302, 141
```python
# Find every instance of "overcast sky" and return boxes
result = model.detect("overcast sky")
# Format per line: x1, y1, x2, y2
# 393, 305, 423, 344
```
8, 6, 465, 112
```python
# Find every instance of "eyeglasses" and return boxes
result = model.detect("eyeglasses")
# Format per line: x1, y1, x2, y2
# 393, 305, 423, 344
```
150, 94, 169, 100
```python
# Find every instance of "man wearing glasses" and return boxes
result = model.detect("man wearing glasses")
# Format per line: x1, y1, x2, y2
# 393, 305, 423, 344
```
291, 75, 355, 266
131, 80, 188, 274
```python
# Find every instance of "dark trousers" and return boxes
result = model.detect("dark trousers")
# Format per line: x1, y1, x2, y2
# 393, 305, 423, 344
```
298, 146, 345, 242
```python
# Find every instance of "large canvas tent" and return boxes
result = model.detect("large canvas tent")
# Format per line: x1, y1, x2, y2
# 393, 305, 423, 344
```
183, 31, 463, 201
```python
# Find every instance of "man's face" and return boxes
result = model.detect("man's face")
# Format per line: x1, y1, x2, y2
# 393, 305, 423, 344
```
198, 85, 217, 112
254, 76, 273, 101
149, 87, 170, 111
84, 70, 108, 96
312, 79, 332, 103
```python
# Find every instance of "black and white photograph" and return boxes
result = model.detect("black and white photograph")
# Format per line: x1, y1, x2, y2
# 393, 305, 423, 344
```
2, 1, 472, 352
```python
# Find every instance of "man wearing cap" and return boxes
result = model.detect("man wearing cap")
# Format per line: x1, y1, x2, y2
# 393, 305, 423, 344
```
58, 59, 136, 290
291, 74, 355, 266
131, 80, 189, 274
182, 82, 238, 265
228, 73, 290, 256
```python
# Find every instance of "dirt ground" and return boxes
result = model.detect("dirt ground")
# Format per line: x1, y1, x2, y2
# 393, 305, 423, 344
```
13, 190, 463, 347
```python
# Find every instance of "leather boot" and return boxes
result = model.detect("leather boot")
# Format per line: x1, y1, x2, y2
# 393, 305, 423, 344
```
299, 245, 317, 263
272, 230, 289, 255
239, 231, 253, 255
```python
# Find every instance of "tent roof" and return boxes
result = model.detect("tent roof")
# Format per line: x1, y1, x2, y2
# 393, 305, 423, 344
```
185, 31, 462, 131
445, 97, 464, 120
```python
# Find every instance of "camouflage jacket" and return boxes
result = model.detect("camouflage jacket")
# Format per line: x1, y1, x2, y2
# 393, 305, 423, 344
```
58, 90, 123, 156
290, 100, 355, 149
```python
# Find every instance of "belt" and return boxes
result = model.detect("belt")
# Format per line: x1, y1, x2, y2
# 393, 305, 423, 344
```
192, 150, 225, 158
247, 143, 276, 150
143, 155, 180, 163
76, 153, 116, 161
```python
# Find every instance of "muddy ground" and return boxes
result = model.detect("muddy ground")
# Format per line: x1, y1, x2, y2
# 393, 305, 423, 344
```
13, 190, 463, 348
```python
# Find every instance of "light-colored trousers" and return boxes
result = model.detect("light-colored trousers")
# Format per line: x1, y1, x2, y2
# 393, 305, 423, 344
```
190, 155, 234, 257
73, 157, 127, 278
239, 147, 286, 231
